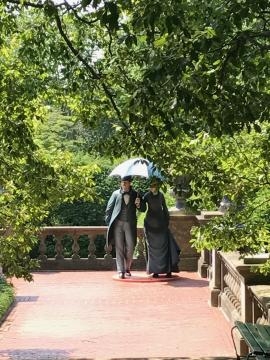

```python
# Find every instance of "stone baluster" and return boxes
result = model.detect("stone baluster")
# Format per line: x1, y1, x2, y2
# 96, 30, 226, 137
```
88, 235, 96, 259
223, 271, 241, 318
198, 249, 210, 278
195, 211, 223, 277
104, 243, 113, 259
72, 235, 80, 260
55, 236, 64, 260
38, 234, 47, 261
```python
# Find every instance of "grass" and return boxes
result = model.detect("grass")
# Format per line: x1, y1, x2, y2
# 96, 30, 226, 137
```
0, 277, 15, 322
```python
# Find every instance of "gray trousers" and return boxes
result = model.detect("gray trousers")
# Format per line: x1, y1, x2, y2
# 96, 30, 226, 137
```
113, 219, 135, 273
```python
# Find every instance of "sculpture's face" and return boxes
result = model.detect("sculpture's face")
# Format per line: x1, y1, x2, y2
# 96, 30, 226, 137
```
150, 183, 159, 195
121, 180, 131, 192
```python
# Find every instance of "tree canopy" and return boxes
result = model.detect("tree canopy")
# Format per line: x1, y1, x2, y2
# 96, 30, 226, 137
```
1, 0, 269, 160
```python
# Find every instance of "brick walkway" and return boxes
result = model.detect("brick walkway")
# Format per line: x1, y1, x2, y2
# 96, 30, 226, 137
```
0, 271, 235, 360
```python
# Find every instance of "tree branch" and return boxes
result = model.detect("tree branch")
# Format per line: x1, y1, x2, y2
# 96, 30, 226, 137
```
63, 0, 100, 26
4, 0, 145, 148
53, 4, 141, 146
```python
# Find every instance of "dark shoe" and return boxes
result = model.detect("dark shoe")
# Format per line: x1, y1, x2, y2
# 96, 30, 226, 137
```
153, 273, 159, 278
118, 272, 125, 279
166, 272, 172, 278
125, 270, 131, 277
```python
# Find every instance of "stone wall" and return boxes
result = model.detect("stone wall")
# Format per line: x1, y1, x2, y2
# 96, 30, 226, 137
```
36, 213, 201, 272
169, 212, 200, 271
202, 250, 270, 356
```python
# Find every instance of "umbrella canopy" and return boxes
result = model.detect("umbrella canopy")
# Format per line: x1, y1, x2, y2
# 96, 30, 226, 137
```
109, 158, 163, 180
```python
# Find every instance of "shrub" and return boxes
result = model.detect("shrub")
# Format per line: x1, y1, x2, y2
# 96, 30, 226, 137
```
0, 277, 15, 321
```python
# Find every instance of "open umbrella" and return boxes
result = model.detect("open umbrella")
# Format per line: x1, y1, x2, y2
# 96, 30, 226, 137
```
109, 157, 164, 180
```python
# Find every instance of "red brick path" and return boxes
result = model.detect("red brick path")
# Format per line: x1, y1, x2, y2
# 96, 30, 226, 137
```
0, 271, 235, 360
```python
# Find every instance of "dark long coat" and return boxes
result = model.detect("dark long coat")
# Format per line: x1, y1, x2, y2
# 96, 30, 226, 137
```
105, 188, 142, 247
143, 191, 180, 274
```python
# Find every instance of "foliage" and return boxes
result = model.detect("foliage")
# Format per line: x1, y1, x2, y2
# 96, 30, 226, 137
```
34, 111, 117, 228
45, 166, 117, 226
30, 111, 117, 260
0, 0, 268, 160
0, 108, 100, 280
0, 7, 103, 281
189, 125, 270, 274
0, 277, 14, 321
0, 1, 268, 176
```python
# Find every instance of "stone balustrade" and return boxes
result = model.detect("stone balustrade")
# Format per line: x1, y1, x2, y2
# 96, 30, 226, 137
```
38, 226, 146, 271
193, 210, 270, 356
35, 212, 201, 272
196, 248, 270, 356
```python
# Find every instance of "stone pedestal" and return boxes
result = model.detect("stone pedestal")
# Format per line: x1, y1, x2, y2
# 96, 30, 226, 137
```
209, 249, 221, 307
169, 212, 200, 271
195, 211, 224, 279
198, 249, 210, 278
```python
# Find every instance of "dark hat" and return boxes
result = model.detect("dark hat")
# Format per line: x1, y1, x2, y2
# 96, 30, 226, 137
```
121, 175, 132, 182
149, 176, 162, 186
